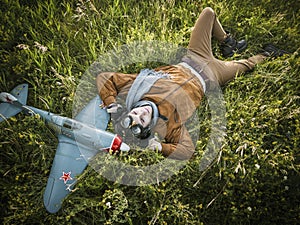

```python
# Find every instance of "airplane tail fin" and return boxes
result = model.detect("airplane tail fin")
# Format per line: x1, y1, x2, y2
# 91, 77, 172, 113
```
0, 84, 29, 122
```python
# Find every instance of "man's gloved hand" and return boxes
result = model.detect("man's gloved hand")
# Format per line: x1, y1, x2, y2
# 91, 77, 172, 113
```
106, 103, 123, 114
147, 137, 162, 151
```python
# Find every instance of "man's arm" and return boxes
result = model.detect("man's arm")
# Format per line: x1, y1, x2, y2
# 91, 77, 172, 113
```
96, 72, 137, 106
160, 126, 195, 160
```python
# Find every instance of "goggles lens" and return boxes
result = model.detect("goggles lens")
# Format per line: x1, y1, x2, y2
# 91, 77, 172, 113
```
121, 115, 143, 135
131, 125, 142, 135
121, 116, 132, 128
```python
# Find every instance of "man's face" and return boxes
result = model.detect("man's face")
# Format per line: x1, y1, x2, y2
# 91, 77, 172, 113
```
128, 105, 153, 128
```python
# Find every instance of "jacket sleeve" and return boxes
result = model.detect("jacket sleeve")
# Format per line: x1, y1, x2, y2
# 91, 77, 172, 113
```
160, 125, 195, 160
96, 72, 137, 106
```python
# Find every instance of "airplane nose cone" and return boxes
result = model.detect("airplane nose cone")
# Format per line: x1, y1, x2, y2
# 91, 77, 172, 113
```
120, 142, 130, 152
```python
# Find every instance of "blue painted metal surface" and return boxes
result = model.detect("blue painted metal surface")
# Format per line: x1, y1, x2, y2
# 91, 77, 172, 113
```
0, 84, 28, 122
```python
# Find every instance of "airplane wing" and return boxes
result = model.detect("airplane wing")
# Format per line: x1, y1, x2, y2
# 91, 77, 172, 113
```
74, 95, 110, 130
43, 96, 110, 213
0, 84, 28, 122
43, 135, 95, 213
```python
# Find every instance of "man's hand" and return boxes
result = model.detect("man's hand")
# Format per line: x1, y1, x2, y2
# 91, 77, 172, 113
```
147, 137, 162, 151
106, 103, 123, 114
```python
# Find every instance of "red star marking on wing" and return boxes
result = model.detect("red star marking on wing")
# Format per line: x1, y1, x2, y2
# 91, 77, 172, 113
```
60, 171, 73, 184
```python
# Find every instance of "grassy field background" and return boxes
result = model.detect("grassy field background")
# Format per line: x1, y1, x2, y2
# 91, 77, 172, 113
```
0, 0, 299, 224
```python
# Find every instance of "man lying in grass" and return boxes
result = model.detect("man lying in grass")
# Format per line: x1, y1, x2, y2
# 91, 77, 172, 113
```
96, 7, 287, 160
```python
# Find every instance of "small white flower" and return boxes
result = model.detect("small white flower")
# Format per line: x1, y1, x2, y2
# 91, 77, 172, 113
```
34, 41, 48, 53
255, 164, 260, 169
247, 207, 252, 211
16, 44, 30, 50
285, 186, 289, 191
284, 176, 288, 180
106, 201, 111, 208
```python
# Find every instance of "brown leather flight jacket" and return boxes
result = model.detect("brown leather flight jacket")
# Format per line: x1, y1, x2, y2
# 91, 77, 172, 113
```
96, 65, 205, 160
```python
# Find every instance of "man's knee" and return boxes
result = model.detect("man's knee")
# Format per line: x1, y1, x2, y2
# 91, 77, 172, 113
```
198, 7, 216, 21
202, 7, 215, 17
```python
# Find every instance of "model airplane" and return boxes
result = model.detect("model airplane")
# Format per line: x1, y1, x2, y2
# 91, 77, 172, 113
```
0, 84, 130, 213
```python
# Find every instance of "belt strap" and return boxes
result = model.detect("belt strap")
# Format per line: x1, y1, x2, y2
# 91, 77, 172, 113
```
180, 57, 210, 92
178, 62, 207, 93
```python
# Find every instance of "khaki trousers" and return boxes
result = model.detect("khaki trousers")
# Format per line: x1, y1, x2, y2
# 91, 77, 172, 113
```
187, 7, 265, 85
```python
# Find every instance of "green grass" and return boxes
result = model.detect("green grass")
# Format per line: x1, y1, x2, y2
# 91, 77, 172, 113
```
0, 0, 299, 224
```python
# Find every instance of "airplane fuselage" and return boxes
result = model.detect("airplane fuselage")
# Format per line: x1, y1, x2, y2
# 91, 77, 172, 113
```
28, 106, 129, 152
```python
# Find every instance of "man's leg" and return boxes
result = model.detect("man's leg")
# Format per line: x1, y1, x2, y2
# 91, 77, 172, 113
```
188, 7, 266, 85
188, 7, 227, 59
210, 54, 266, 85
